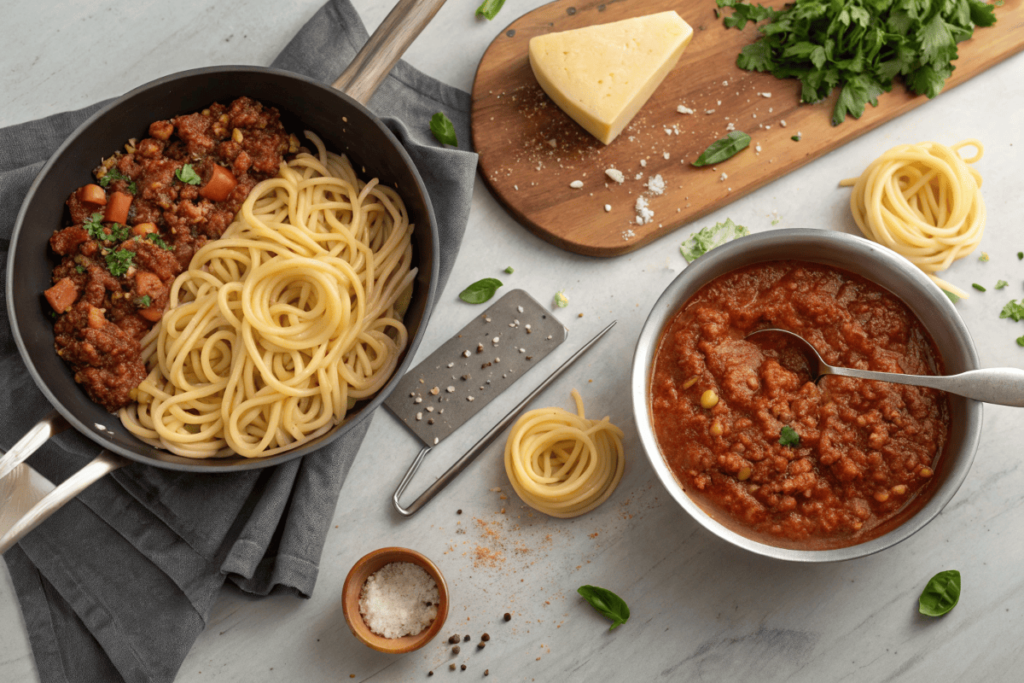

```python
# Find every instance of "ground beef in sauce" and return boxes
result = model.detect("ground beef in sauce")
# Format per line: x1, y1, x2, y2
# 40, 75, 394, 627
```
650, 261, 950, 549
47, 97, 294, 412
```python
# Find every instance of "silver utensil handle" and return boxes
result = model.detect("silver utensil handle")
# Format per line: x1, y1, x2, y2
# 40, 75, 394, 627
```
827, 367, 1024, 407
332, 0, 449, 104
0, 450, 128, 554
393, 321, 617, 516
0, 411, 70, 481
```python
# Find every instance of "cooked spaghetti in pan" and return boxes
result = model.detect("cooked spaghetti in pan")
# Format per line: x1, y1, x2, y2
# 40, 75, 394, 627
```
119, 133, 416, 458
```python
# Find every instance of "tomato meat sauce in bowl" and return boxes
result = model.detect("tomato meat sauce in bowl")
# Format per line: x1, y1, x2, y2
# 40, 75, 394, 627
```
632, 230, 981, 562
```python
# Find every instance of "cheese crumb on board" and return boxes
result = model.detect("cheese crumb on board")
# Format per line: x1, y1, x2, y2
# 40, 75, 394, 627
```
528, 12, 694, 145
359, 562, 438, 639
635, 196, 654, 225
646, 174, 666, 196
677, 104, 695, 114
605, 168, 625, 183
569, 180, 584, 189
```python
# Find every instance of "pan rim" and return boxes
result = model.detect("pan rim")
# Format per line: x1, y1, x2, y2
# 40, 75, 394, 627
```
6, 64, 440, 472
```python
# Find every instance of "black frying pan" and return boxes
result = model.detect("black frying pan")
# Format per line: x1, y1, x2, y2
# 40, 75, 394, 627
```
0, 0, 449, 549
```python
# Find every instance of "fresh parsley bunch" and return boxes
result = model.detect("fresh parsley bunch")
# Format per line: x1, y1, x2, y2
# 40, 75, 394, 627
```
717, 0, 998, 126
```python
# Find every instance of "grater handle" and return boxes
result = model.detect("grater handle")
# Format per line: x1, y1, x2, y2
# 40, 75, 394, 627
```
392, 321, 616, 516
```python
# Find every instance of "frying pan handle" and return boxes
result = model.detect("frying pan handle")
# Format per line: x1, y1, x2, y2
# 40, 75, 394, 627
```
332, 0, 449, 104
0, 410, 71, 481
0, 450, 128, 555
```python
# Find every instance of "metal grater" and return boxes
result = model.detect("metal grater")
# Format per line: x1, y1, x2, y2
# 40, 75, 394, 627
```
384, 289, 567, 446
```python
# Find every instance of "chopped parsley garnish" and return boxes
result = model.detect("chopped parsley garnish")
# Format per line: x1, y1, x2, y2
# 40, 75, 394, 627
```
717, 0, 999, 126
429, 112, 458, 147
1000, 300, 1024, 322
145, 233, 173, 250
680, 218, 750, 263
83, 212, 105, 240
979, 252, 990, 262
996, 280, 1009, 290
972, 283, 986, 292
791, 134, 801, 142
175, 164, 202, 185
135, 295, 152, 308
554, 290, 569, 308
107, 223, 130, 242
75, 265, 86, 274
99, 168, 137, 194
105, 249, 135, 277
504, 266, 514, 274
779, 425, 800, 448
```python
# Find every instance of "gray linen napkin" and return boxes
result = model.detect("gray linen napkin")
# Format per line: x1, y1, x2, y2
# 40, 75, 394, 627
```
0, 1, 477, 681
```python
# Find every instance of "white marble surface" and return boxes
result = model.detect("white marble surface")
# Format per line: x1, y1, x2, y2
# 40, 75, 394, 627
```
3, 1, 1024, 681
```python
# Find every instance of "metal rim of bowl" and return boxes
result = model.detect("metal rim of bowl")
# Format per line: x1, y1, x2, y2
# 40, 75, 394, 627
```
630, 228, 983, 563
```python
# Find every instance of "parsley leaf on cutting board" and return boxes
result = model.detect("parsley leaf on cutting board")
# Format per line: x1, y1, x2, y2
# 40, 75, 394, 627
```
717, 0, 999, 126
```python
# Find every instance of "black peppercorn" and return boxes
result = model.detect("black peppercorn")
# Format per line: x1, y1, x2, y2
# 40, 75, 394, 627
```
452, 646, 460, 655
463, 635, 471, 642
448, 634, 460, 644
477, 642, 486, 650
503, 613, 511, 622
461, 664, 467, 671
481, 633, 490, 642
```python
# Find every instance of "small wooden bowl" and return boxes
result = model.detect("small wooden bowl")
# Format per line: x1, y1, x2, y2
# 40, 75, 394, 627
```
342, 547, 449, 654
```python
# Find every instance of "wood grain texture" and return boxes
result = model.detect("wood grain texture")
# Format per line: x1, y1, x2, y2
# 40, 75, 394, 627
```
471, 0, 1024, 257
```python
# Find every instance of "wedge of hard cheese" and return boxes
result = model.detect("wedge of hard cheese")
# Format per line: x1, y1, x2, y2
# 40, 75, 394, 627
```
528, 11, 693, 145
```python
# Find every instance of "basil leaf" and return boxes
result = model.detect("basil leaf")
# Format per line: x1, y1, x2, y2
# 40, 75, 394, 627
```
430, 112, 458, 147
919, 570, 961, 617
680, 219, 750, 263
578, 585, 630, 630
475, 0, 505, 20
1017, 335, 1024, 347
779, 425, 800, 447
459, 278, 503, 304
692, 131, 751, 167
175, 164, 202, 185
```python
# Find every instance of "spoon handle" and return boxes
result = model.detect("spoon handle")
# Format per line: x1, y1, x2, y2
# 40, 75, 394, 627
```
825, 366, 1024, 407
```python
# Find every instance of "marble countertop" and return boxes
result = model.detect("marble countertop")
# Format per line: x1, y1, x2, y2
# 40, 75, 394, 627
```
2, 1, 1023, 681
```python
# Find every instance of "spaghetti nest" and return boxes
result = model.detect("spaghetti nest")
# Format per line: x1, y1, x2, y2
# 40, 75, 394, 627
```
120, 133, 416, 458
504, 390, 625, 518
840, 139, 985, 299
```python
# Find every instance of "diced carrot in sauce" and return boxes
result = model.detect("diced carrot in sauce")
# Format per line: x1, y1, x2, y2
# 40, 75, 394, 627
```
104, 191, 133, 224
44, 278, 78, 313
87, 305, 107, 329
135, 271, 163, 298
199, 164, 238, 202
131, 222, 158, 236
138, 306, 164, 322
76, 184, 107, 206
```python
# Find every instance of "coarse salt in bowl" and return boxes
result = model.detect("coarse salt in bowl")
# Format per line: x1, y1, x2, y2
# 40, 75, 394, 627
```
342, 547, 449, 654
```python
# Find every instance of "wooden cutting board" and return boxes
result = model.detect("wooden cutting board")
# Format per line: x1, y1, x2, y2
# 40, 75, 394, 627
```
471, 0, 1024, 257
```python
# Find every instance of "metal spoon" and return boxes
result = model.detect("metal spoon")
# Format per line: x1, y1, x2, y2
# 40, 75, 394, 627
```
745, 328, 1024, 407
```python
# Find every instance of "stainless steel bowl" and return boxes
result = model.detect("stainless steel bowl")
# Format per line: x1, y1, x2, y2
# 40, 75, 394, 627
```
630, 229, 982, 562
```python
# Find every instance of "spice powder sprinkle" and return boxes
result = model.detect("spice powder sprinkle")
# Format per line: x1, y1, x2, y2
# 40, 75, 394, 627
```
358, 562, 438, 639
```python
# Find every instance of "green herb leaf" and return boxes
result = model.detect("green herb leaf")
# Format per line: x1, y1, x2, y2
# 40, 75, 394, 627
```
1017, 335, 1024, 347
1001, 300, 1024, 322
779, 425, 800, 447
693, 131, 751, 167
919, 570, 961, 617
145, 233, 173, 251
944, 290, 960, 304
135, 295, 152, 308
979, 252, 990, 262
1019, 252, 1023, 260
577, 585, 630, 630
475, 0, 505, 20
430, 112, 458, 147
459, 278, 503, 304
75, 265, 86, 274
680, 219, 750, 263
99, 168, 137, 194
504, 266, 514, 274
105, 249, 135, 278
791, 134, 801, 141
83, 212, 106, 240
175, 164, 202, 185
554, 290, 569, 308
972, 283, 986, 292
107, 223, 130, 242
995, 280, 1008, 290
